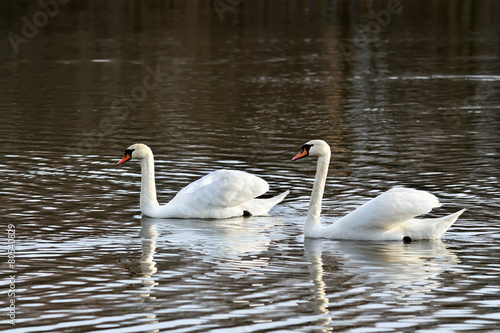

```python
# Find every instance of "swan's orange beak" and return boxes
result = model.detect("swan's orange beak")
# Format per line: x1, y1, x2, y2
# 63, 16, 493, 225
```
117, 153, 131, 165
292, 149, 308, 161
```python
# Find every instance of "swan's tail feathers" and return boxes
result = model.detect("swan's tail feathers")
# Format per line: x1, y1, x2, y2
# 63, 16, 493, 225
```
405, 208, 467, 240
240, 190, 290, 216
435, 208, 467, 237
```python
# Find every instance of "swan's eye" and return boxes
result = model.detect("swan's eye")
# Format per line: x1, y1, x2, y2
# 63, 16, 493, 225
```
301, 144, 313, 152
117, 148, 135, 165
125, 148, 135, 156
293, 144, 313, 161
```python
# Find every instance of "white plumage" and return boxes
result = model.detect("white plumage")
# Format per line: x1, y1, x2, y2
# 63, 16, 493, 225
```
117, 143, 289, 219
293, 139, 466, 241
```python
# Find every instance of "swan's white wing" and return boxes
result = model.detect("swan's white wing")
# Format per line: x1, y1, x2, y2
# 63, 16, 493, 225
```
167, 169, 269, 216
332, 187, 441, 232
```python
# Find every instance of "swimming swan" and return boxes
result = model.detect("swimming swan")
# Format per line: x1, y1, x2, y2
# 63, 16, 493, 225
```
292, 139, 465, 241
117, 143, 289, 219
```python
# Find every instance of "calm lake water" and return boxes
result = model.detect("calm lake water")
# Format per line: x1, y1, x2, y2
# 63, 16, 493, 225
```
1, 1, 500, 332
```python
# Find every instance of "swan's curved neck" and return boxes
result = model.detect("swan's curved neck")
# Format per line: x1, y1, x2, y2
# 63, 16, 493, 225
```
305, 151, 330, 236
139, 155, 159, 215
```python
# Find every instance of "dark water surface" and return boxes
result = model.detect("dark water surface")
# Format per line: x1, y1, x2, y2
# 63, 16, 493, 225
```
1, 1, 500, 332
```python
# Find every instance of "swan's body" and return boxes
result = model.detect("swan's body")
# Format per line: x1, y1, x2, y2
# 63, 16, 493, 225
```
293, 140, 465, 241
117, 143, 289, 219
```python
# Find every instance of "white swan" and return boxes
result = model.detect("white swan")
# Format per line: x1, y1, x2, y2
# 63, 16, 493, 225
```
117, 143, 289, 219
292, 139, 466, 241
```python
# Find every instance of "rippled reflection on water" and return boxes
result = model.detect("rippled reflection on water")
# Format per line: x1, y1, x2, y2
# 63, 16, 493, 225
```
8, 215, 500, 332
1, 1, 500, 332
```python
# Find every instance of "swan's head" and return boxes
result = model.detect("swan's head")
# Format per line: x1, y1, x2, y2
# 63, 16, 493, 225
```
292, 140, 331, 161
117, 143, 153, 165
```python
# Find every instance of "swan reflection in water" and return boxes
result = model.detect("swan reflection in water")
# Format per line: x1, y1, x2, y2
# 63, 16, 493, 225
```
124, 217, 161, 332
303, 238, 459, 329
132, 215, 279, 286
132, 214, 277, 274
123, 215, 280, 331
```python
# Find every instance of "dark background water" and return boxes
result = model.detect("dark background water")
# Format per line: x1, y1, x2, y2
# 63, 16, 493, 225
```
1, 1, 499, 332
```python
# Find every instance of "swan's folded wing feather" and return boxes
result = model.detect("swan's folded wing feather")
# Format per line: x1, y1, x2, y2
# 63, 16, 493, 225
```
169, 169, 269, 209
333, 187, 441, 231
